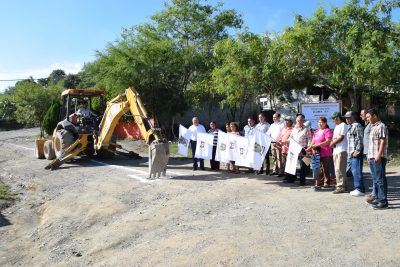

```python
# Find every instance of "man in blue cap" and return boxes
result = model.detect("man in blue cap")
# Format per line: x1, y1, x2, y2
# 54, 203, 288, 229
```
345, 111, 365, 197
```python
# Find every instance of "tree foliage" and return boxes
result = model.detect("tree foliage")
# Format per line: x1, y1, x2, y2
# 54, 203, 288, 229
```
42, 100, 61, 135
79, 0, 243, 131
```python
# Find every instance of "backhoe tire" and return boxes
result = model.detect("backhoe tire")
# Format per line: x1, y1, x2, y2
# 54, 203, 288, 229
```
44, 140, 56, 160
54, 129, 75, 159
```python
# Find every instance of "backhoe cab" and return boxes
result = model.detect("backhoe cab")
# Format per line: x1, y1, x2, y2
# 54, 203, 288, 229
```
35, 87, 169, 178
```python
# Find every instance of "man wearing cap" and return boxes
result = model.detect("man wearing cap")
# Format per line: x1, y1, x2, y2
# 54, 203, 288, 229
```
267, 112, 285, 176
330, 112, 349, 194
345, 111, 365, 196
277, 116, 295, 182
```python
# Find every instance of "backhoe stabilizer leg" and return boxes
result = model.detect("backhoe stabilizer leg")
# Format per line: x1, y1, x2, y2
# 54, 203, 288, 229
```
148, 142, 169, 179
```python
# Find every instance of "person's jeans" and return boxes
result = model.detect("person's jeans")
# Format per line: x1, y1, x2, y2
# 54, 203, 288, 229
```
349, 155, 365, 192
190, 140, 204, 169
369, 157, 387, 203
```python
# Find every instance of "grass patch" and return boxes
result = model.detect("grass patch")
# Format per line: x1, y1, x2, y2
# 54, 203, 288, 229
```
169, 142, 192, 158
0, 184, 15, 201
0, 183, 16, 210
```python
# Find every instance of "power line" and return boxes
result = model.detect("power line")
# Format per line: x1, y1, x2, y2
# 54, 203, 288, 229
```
0, 78, 47, 82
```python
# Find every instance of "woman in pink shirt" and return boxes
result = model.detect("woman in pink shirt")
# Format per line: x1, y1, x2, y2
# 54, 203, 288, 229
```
308, 117, 333, 187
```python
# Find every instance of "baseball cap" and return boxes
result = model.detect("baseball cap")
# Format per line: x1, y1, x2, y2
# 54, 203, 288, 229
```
330, 111, 342, 119
344, 111, 357, 118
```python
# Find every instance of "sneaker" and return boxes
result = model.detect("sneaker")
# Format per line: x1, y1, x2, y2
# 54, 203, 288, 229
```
350, 189, 365, 197
271, 172, 279, 176
277, 173, 284, 177
366, 194, 376, 204
314, 186, 321, 191
332, 188, 346, 194
371, 202, 389, 210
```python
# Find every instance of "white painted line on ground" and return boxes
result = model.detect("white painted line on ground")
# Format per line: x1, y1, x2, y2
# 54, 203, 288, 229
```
127, 174, 160, 183
89, 159, 148, 174
9, 143, 186, 181
10, 144, 34, 151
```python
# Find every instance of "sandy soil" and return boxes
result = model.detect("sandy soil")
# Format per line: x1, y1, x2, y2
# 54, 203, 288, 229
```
0, 128, 400, 266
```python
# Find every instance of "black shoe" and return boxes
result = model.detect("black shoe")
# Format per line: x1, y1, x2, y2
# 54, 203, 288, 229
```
271, 172, 279, 176
369, 199, 380, 205
255, 171, 263, 175
200, 167, 205, 170
299, 180, 306, 186
372, 202, 388, 210
192, 167, 198, 171
277, 174, 284, 177
282, 179, 295, 183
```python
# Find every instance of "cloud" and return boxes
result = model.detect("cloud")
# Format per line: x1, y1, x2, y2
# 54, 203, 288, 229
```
0, 62, 83, 92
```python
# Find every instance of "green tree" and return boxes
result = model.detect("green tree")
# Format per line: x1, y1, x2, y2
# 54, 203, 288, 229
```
280, 0, 399, 110
63, 73, 81, 89
80, 0, 243, 133
210, 33, 261, 122
48, 69, 66, 85
12, 79, 52, 131
42, 100, 61, 135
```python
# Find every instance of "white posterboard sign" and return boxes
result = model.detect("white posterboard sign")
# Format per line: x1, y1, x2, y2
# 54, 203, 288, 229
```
300, 102, 341, 129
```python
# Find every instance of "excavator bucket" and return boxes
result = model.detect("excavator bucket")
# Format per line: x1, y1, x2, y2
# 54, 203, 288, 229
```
148, 141, 170, 179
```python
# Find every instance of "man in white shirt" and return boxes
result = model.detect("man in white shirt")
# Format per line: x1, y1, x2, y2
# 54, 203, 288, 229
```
267, 112, 285, 176
330, 112, 349, 194
188, 117, 206, 170
255, 113, 271, 175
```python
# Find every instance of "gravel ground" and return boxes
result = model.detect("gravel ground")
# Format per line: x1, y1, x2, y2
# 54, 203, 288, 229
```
0, 128, 400, 266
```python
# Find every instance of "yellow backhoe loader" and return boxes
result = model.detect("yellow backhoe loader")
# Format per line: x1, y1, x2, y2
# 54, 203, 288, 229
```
35, 87, 169, 178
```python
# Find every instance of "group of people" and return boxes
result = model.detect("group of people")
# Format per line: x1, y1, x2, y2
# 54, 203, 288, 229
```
188, 107, 389, 209
307, 108, 389, 209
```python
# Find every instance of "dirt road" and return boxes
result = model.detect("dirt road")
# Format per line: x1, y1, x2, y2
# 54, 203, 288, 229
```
1, 128, 400, 266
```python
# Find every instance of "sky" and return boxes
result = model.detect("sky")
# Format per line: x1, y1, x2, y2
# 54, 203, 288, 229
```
0, 0, 398, 92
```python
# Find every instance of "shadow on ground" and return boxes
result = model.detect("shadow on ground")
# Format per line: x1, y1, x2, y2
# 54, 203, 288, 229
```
0, 213, 11, 227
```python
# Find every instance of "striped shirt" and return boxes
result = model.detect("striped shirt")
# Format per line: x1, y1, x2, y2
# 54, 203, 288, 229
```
207, 129, 219, 146
290, 125, 312, 147
368, 121, 388, 159
347, 122, 363, 156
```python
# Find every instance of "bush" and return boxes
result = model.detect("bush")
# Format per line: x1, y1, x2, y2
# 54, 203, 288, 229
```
42, 101, 61, 136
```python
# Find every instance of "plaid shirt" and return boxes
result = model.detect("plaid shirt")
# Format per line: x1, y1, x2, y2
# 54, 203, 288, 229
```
347, 122, 363, 156
363, 123, 371, 155
290, 125, 312, 148
368, 121, 388, 159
